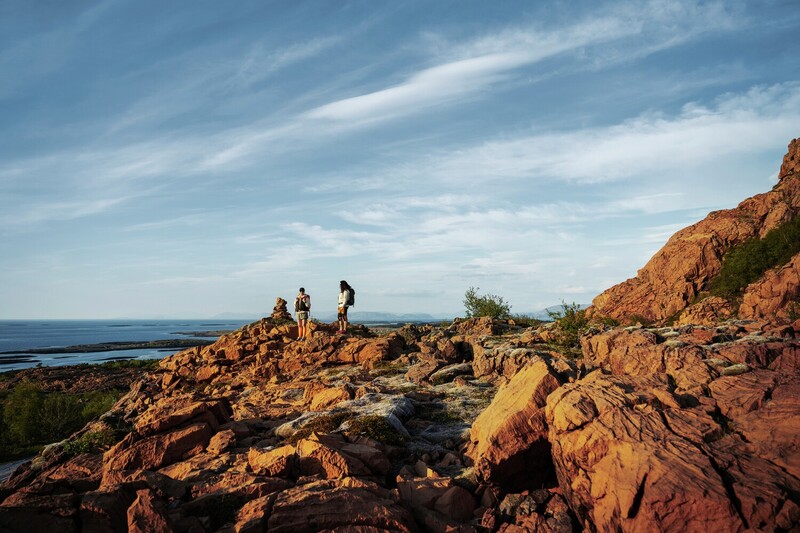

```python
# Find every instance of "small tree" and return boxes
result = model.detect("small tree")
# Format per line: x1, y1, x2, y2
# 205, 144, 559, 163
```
463, 286, 511, 319
547, 301, 588, 348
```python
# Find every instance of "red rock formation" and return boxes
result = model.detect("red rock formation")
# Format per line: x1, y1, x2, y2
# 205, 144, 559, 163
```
271, 297, 293, 321
3, 278, 798, 532
677, 295, 735, 325
590, 138, 800, 324
739, 251, 800, 320
546, 372, 800, 531
127, 488, 172, 533
267, 478, 416, 532
248, 445, 297, 477
468, 358, 567, 488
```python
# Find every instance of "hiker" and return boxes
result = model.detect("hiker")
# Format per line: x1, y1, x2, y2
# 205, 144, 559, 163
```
337, 280, 353, 333
294, 287, 311, 340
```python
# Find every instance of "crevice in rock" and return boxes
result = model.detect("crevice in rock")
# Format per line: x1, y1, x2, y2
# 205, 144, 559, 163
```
705, 454, 749, 530
763, 384, 774, 402
627, 472, 647, 519
655, 404, 750, 528
492, 439, 558, 493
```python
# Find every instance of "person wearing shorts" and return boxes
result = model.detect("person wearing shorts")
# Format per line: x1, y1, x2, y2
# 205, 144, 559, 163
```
295, 287, 311, 340
337, 280, 352, 333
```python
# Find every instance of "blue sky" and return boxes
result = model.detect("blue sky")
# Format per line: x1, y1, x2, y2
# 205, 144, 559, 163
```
1, 0, 799, 319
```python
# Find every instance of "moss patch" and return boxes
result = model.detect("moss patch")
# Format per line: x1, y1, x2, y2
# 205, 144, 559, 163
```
288, 412, 351, 444
345, 415, 406, 446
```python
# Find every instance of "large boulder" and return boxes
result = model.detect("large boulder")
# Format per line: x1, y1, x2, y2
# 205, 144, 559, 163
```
267, 478, 416, 532
580, 327, 713, 393
103, 422, 214, 474
248, 445, 297, 478
126, 488, 172, 533
469, 358, 565, 489
296, 436, 372, 479
450, 317, 501, 337
0, 492, 80, 533
545, 372, 800, 531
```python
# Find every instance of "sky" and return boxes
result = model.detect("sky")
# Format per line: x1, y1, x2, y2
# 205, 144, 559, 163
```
1, 0, 799, 319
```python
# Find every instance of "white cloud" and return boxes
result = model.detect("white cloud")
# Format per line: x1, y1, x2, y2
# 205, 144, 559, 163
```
1, 0, 746, 212
383, 82, 800, 185
0, 196, 129, 227
304, 0, 739, 125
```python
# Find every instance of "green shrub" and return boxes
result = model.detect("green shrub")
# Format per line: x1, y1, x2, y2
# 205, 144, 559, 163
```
81, 391, 120, 420
510, 314, 545, 328
0, 383, 124, 461
463, 287, 511, 319
628, 314, 653, 326
62, 428, 117, 456
38, 395, 83, 442
711, 215, 800, 299
547, 302, 589, 348
2, 382, 43, 446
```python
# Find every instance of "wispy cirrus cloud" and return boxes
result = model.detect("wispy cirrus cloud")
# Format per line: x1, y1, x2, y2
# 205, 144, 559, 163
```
313, 82, 799, 190
0, 196, 130, 228
0, 0, 748, 211
305, 0, 739, 125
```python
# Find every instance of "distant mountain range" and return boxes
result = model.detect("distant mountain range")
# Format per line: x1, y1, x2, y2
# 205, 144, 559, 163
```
523, 304, 589, 321
115, 304, 590, 323
312, 311, 455, 323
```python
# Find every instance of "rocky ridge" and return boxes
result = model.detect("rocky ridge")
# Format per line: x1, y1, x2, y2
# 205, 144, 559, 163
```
1, 311, 797, 532
590, 138, 800, 324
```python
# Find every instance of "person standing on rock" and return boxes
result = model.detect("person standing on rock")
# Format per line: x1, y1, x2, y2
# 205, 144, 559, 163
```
338, 280, 353, 334
294, 287, 311, 340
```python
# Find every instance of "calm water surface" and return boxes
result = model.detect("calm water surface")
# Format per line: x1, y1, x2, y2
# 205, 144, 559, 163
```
0, 319, 253, 371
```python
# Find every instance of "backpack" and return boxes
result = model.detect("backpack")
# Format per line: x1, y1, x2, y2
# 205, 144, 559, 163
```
346, 287, 355, 306
296, 295, 309, 312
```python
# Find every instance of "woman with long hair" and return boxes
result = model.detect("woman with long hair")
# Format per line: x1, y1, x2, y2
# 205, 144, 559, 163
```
337, 280, 352, 334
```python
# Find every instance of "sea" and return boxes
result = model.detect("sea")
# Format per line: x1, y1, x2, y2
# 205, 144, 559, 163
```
0, 319, 254, 372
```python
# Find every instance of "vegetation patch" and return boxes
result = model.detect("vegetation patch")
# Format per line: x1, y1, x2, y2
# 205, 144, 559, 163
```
415, 402, 466, 424
463, 287, 511, 319
510, 314, 546, 328
597, 316, 621, 327
547, 302, 589, 349
345, 415, 406, 446
369, 360, 407, 377
710, 215, 800, 299
288, 412, 351, 444
97, 359, 161, 371
627, 314, 654, 327
62, 428, 117, 456
0, 381, 122, 461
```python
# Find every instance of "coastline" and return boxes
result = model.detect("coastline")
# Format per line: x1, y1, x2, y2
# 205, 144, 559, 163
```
0, 319, 248, 372
0, 338, 215, 355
